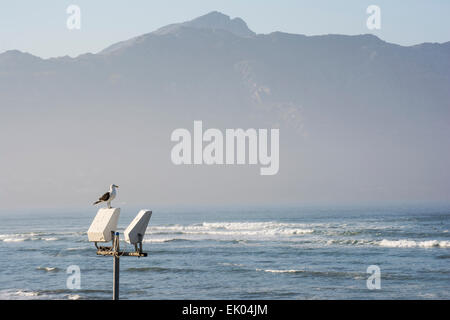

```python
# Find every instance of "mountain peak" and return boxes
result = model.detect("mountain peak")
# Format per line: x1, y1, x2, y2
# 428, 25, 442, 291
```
0, 49, 37, 58
0, 50, 42, 64
154, 11, 256, 38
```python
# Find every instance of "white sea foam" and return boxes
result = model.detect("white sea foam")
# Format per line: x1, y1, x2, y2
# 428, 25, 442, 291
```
325, 238, 450, 248
0, 232, 64, 242
2, 238, 26, 242
42, 237, 59, 241
143, 238, 181, 243
13, 290, 39, 297
145, 221, 314, 243
37, 267, 59, 272
220, 262, 246, 267
66, 247, 85, 251
256, 268, 303, 273
379, 239, 450, 248
0, 289, 43, 300
1, 236, 60, 242
326, 239, 375, 246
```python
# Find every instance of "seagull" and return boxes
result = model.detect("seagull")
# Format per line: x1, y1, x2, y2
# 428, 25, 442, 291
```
93, 184, 119, 209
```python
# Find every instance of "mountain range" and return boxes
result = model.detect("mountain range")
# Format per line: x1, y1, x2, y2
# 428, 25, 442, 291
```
1, 11, 449, 207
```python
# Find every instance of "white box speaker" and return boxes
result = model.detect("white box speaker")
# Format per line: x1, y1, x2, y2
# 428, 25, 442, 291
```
124, 210, 152, 244
87, 208, 120, 242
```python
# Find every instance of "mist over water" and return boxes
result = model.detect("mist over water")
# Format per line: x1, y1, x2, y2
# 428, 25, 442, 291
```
0, 204, 449, 299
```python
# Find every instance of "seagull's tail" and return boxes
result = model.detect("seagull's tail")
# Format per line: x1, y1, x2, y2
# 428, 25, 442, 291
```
93, 200, 102, 205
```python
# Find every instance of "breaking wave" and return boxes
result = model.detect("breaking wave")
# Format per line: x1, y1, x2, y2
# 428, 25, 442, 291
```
0, 289, 47, 300
36, 266, 60, 272
145, 221, 314, 243
326, 239, 376, 246
325, 238, 450, 248
255, 268, 366, 279
379, 239, 450, 248
0, 232, 74, 243
257, 269, 303, 274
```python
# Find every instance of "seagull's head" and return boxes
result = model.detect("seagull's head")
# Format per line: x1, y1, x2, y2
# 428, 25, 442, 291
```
111, 184, 119, 189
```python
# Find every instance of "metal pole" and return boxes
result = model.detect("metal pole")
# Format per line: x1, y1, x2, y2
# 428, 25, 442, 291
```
113, 232, 120, 300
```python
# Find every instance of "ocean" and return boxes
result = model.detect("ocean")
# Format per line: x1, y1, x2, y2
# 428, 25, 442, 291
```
0, 204, 449, 300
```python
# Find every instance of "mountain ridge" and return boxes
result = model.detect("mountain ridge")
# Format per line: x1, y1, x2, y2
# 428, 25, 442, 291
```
2, 11, 449, 60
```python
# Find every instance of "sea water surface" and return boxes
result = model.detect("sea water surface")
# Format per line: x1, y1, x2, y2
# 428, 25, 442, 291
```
0, 204, 449, 300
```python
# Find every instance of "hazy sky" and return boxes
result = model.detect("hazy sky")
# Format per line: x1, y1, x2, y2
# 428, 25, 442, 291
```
1, 0, 449, 58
